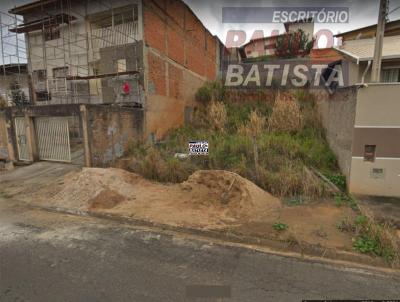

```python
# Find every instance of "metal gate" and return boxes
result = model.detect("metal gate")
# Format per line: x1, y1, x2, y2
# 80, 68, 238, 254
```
35, 117, 71, 162
14, 117, 30, 161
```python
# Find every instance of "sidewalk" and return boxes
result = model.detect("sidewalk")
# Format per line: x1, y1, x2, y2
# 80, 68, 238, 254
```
358, 196, 400, 229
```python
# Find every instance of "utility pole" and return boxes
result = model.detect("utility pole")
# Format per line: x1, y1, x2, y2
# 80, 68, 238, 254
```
371, 0, 388, 82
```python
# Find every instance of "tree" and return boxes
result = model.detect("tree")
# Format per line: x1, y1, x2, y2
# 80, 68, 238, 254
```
275, 29, 315, 58
9, 79, 29, 106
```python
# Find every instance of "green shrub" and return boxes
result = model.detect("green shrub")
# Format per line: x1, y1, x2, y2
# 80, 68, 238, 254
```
353, 235, 380, 254
349, 213, 398, 264
208, 80, 225, 102
355, 215, 368, 226
195, 85, 212, 104
333, 193, 358, 211
273, 222, 289, 231
195, 81, 226, 104
325, 173, 346, 192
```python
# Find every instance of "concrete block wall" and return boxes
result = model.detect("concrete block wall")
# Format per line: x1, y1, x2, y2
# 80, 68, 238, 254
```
87, 105, 144, 167
312, 87, 358, 180
142, 0, 220, 139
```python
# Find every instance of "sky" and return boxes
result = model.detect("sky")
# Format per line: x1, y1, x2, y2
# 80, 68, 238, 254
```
183, 0, 400, 46
1, 0, 400, 63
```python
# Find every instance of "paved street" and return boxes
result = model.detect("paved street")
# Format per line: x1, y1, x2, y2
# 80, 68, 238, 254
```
0, 198, 399, 302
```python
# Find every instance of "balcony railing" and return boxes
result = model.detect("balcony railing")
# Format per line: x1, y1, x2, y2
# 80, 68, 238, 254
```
91, 21, 139, 50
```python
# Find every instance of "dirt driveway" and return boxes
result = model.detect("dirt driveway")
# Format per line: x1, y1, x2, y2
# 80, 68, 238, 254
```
0, 162, 81, 198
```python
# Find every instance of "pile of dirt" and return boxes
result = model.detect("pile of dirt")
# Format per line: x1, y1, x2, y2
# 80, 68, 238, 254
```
42, 168, 281, 229
179, 170, 281, 218
88, 189, 125, 210
47, 168, 138, 210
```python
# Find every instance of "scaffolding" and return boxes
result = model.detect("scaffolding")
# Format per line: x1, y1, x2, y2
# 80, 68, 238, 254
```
1, 0, 143, 106
0, 12, 27, 104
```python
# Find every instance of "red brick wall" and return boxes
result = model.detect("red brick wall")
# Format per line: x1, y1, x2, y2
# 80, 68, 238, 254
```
147, 51, 166, 96
168, 63, 183, 99
143, 0, 218, 98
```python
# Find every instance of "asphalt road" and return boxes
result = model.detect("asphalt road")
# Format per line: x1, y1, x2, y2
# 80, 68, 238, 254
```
0, 199, 399, 302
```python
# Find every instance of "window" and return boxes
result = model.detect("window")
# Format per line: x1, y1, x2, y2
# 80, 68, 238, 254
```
113, 10, 134, 26
44, 26, 60, 41
36, 91, 51, 101
33, 69, 47, 82
52, 67, 68, 92
53, 67, 68, 78
381, 68, 400, 83
116, 59, 126, 72
89, 5, 137, 29
364, 145, 376, 162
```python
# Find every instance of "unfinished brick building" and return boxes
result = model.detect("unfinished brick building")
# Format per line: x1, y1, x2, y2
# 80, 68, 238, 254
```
0, 0, 222, 167
7, 0, 221, 139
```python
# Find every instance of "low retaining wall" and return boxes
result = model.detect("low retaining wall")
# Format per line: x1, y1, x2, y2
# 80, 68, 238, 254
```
313, 87, 358, 180
86, 105, 144, 167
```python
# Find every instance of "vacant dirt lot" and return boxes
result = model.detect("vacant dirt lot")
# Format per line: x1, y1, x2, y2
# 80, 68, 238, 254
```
2, 165, 359, 252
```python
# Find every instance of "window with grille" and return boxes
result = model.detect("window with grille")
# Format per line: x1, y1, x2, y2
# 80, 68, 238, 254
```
381, 68, 400, 83
364, 145, 376, 162
89, 5, 137, 29
44, 26, 60, 41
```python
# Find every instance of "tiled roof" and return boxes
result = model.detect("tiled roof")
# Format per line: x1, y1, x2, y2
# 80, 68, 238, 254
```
335, 36, 400, 62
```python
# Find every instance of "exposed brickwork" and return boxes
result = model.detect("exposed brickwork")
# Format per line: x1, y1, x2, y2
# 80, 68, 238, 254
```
143, 0, 218, 98
143, 0, 220, 139
185, 41, 205, 77
168, 63, 183, 99
167, 25, 184, 66
147, 51, 166, 96
143, 7, 166, 54
166, 0, 184, 28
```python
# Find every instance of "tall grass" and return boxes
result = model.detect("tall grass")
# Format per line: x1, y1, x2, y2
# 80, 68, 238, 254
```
124, 86, 341, 198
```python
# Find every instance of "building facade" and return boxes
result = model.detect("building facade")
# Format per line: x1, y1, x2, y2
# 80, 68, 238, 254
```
9, 0, 221, 139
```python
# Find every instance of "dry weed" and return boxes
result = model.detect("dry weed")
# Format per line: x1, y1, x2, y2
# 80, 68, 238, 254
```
237, 110, 266, 182
208, 101, 227, 131
302, 166, 326, 198
269, 92, 302, 133
355, 209, 400, 266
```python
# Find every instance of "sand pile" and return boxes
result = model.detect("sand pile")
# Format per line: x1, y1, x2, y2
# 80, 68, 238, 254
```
48, 168, 138, 210
179, 170, 281, 218
43, 168, 281, 229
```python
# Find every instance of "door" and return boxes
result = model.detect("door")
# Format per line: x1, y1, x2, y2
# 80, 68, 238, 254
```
14, 117, 30, 161
35, 117, 71, 162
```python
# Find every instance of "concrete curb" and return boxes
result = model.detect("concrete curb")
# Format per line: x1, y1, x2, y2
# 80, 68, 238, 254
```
20, 201, 400, 274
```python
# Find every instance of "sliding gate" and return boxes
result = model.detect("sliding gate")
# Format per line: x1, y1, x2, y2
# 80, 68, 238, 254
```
35, 117, 71, 162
